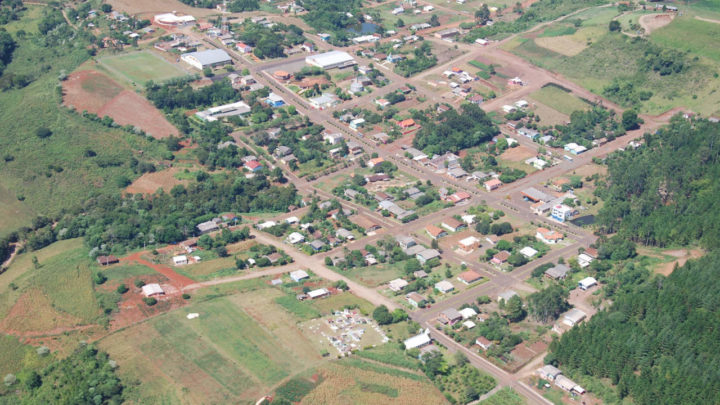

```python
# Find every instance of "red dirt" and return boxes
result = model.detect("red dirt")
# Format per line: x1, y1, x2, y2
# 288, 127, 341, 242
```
63, 70, 179, 139
125, 167, 189, 195
121, 252, 196, 288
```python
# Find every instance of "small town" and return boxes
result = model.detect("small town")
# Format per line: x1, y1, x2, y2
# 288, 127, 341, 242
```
0, 0, 718, 404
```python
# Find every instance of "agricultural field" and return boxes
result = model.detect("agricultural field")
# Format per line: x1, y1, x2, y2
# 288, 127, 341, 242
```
100, 288, 326, 404
98, 51, 188, 86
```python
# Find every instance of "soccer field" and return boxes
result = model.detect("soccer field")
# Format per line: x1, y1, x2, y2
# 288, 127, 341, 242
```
99, 51, 188, 85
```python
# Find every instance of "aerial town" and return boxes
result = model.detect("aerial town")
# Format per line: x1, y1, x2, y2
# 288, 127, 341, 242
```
0, 0, 718, 404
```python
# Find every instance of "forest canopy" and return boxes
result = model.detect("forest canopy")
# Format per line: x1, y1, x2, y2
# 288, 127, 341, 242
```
412, 103, 499, 156
595, 116, 720, 249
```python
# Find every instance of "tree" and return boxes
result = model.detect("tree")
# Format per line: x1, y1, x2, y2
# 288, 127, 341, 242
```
396, 18, 405, 28
609, 20, 621, 32
35, 127, 52, 139
621, 110, 640, 130
116, 284, 129, 294
25, 371, 42, 390
429, 14, 440, 27
372, 305, 393, 325
505, 295, 525, 322
528, 285, 569, 323
101, 3, 112, 13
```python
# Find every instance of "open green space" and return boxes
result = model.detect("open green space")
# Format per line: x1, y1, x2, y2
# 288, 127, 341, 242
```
529, 84, 592, 115
340, 261, 405, 287
480, 387, 526, 404
100, 264, 156, 281
650, 16, 720, 62
98, 51, 188, 86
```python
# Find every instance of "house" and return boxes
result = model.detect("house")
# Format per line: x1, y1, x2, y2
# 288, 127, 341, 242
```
440, 308, 463, 324
346, 141, 363, 155
197, 220, 220, 234
564, 142, 588, 155
457, 270, 482, 285
236, 42, 252, 53
264, 253, 282, 265
519, 246, 538, 258
545, 264, 570, 280
274, 145, 292, 157
389, 278, 409, 292
577, 253, 594, 268
266, 92, 285, 107
435, 280, 454, 293
286, 232, 305, 245
441, 218, 465, 233
551, 204, 575, 222
386, 54, 405, 63
323, 132, 344, 145
375, 98, 390, 108
142, 283, 165, 297
411, 22, 431, 30
536, 227, 564, 244
461, 214, 476, 225
404, 329, 431, 350
447, 167, 468, 179
458, 236, 481, 252
309, 240, 326, 251
555, 375, 586, 394
578, 276, 598, 291
96, 255, 119, 266
244, 160, 263, 172
434, 28, 461, 40
309, 93, 339, 109
484, 178, 502, 191
563, 308, 587, 326
467, 94, 484, 105
349, 118, 365, 130
397, 118, 416, 129
405, 147, 428, 161
391, 7, 405, 15
426, 225, 447, 239
366, 174, 390, 183
406, 292, 426, 308
537, 365, 563, 381
475, 38, 489, 45
372, 132, 390, 144
518, 127, 540, 138
273, 70, 291, 80
305, 50, 356, 70
416, 249, 441, 265
308, 288, 330, 299
459, 308, 477, 320
336, 228, 354, 241
256, 220, 277, 230
396, 235, 416, 250
476, 336, 493, 351
413, 270, 428, 279
181, 49, 231, 70
290, 269, 309, 282
173, 255, 189, 266
497, 290, 518, 303
447, 191, 471, 205
367, 157, 385, 168
521, 187, 551, 203
491, 250, 511, 265
584, 247, 598, 258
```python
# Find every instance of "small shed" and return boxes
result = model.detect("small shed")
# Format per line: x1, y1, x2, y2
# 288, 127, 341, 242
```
142, 283, 165, 297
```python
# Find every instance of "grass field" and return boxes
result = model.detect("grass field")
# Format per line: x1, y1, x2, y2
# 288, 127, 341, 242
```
100, 288, 325, 403
99, 51, 188, 86
480, 387, 526, 404
340, 261, 405, 287
529, 84, 592, 115
650, 17, 720, 62
100, 264, 157, 281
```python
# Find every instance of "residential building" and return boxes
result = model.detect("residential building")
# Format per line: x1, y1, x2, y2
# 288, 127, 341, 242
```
435, 280, 454, 293
286, 232, 305, 244
404, 329, 431, 350
416, 249, 441, 265
173, 255, 188, 265
396, 235, 416, 250
447, 191, 471, 204
309, 240, 326, 251
308, 93, 339, 109
441, 218, 465, 233
196, 220, 219, 234
426, 225, 447, 239
459, 307, 477, 320
142, 283, 165, 297
545, 264, 570, 280
290, 269, 309, 282
577, 253, 594, 268
266, 92, 285, 107
244, 160, 263, 172
367, 157, 385, 167
440, 308, 462, 324
536, 227, 564, 244
434, 28, 461, 39
458, 236, 481, 252
484, 178, 502, 191
521, 187, 552, 203
578, 276, 598, 291
388, 278, 409, 292
491, 250, 511, 265
497, 290, 518, 303
551, 204, 575, 222
476, 336, 493, 351
308, 288, 330, 299
96, 255, 119, 266
519, 246, 538, 258
406, 292, 426, 308
323, 132, 344, 145
457, 270, 482, 285
563, 308, 587, 326
537, 365, 563, 381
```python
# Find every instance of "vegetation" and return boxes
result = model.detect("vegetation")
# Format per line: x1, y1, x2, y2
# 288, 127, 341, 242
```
394, 42, 437, 77
551, 251, 720, 404
299, 0, 364, 45
412, 103, 499, 156
527, 285, 569, 323
177, 0, 260, 11
596, 117, 720, 248
237, 20, 307, 59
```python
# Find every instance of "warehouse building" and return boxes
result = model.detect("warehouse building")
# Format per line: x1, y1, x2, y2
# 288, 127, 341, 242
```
305, 50, 356, 70
181, 49, 232, 70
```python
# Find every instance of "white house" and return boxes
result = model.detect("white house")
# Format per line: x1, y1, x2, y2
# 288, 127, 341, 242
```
286, 232, 305, 244
519, 246, 538, 258
308, 288, 330, 299
435, 280, 454, 294
578, 276, 598, 291
290, 269, 309, 282
388, 278, 409, 292
173, 255, 188, 265
404, 329, 431, 350
577, 253, 594, 268
459, 307, 477, 319
551, 204, 575, 222
142, 283, 165, 297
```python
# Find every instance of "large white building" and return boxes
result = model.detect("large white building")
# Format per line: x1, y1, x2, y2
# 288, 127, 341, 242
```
195, 101, 251, 122
181, 49, 232, 70
305, 50, 356, 70
154, 12, 196, 27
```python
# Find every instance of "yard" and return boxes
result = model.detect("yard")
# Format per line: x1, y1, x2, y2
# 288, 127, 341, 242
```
98, 51, 188, 86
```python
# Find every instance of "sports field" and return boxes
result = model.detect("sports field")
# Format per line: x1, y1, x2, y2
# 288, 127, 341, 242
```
99, 51, 188, 85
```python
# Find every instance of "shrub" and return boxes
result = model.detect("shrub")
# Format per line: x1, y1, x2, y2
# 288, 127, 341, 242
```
116, 284, 129, 294
134, 279, 145, 288
182, 293, 191, 299
143, 297, 157, 306
35, 127, 52, 138
93, 272, 107, 285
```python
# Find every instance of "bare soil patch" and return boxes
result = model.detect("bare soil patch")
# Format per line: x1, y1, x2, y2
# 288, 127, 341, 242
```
500, 145, 536, 162
639, 13, 675, 34
125, 167, 188, 195
0, 289, 83, 335
654, 249, 704, 276
63, 70, 178, 139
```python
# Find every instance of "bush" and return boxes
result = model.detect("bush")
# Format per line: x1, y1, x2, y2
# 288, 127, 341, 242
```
143, 297, 157, 306
182, 293, 191, 299
134, 279, 146, 288
116, 284, 129, 294
35, 127, 52, 138
93, 272, 107, 285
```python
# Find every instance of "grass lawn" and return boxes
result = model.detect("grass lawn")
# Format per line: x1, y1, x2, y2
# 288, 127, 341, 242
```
529, 84, 592, 115
98, 51, 188, 86
173, 256, 239, 281
100, 264, 157, 281
341, 261, 406, 287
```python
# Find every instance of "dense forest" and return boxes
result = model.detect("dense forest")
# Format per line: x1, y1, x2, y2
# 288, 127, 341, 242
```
550, 251, 720, 404
298, 0, 363, 42
596, 116, 720, 249
412, 103, 499, 155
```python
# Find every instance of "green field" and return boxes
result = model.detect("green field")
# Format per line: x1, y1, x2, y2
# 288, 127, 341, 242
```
651, 17, 720, 62
529, 84, 592, 115
480, 387, 526, 404
99, 51, 188, 86
100, 288, 324, 403
341, 261, 406, 287
100, 264, 157, 281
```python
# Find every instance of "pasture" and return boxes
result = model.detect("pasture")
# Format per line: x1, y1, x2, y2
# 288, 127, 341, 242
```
340, 261, 406, 287
651, 17, 720, 62
529, 84, 592, 115
98, 51, 188, 86
100, 287, 328, 403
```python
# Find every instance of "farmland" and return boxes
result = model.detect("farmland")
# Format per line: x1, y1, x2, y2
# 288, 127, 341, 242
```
98, 51, 188, 86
